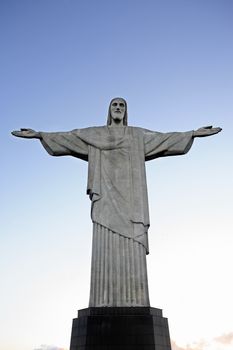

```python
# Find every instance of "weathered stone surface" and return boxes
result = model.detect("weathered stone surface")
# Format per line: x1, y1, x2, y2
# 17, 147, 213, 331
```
11, 98, 222, 308
36, 108, 194, 307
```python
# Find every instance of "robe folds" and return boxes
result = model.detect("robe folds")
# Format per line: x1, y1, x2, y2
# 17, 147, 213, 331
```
40, 126, 194, 306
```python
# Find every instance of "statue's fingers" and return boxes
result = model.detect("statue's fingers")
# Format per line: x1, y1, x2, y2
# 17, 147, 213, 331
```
20, 128, 30, 131
11, 130, 21, 136
214, 127, 222, 134
204, 125, 213, 129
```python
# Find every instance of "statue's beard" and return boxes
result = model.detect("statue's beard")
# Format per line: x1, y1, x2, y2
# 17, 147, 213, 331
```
114, 117, 122, 124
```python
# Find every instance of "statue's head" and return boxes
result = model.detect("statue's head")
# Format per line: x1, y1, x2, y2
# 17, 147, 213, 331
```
107, 97, 128, 126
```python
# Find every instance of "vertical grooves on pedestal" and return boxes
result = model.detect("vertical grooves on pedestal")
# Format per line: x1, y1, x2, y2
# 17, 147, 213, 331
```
112, 232, 116, 304
121, 236, 126, 305
126, 238, 130, 304
135, 242, 141, 305
99, 225, 104, 304
103, 227, 108, 305
109, 229, 113, 305
96, 224, 101, 305
89, 223, 150, 307
115, 233, 120, 305
89, 224, 95, 306
141, 242, 147, 305
140, 242, 145, 305
130, 238, 136, 304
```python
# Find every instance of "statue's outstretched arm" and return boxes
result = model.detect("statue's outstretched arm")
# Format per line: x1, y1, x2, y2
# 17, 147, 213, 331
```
11, 128, 41, 139
193, 126, 222, 137
12, 128, 88, 160
144, 125, 222, 161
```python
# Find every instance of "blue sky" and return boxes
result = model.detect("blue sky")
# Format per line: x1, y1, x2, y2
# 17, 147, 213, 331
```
1, 1, 233, 350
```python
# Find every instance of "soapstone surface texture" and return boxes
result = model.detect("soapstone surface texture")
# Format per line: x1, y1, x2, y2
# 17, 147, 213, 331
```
40, 125, 193, 306
11, 98, 221, 349
12, 98, 200, 307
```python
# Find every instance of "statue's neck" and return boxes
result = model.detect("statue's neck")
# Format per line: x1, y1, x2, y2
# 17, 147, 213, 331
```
109, 119, 124, 128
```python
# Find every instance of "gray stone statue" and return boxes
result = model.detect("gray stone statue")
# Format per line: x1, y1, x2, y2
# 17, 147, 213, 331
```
12, 98, 221, 308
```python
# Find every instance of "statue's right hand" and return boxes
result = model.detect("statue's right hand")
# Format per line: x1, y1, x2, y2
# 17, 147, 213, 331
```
11, 128, 41, 139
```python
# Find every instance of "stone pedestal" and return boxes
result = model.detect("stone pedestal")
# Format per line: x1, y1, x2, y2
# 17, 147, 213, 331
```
70, 307, 172, 350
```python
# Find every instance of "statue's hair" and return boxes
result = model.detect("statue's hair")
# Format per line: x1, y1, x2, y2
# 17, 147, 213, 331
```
107, 97, 128, 125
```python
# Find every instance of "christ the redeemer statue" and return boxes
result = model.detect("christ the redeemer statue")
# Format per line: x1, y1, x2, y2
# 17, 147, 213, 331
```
12, 98, 221, 308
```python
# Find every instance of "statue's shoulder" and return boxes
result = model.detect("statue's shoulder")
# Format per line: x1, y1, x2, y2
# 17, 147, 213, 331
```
79, 126, 144, 134
73, 126, 155, 136
127, 126, 150, 134
130, 126, 161, 133
72, 126, 106, 134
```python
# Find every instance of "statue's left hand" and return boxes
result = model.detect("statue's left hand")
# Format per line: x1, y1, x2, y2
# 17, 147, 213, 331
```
193, 126, 222, 137
11, 128, 41, 139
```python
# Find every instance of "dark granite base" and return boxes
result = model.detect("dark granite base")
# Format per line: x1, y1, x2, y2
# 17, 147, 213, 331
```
70, 307, 172, 350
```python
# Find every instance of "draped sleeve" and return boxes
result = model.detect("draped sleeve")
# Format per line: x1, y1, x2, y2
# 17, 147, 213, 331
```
40, 129, 88, 161
144, 129, 194, 161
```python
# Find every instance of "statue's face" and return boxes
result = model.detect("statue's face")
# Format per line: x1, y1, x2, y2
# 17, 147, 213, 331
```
110, 98, 126, 122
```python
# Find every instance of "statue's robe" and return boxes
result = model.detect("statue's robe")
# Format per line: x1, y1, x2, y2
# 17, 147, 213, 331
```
40, 126, 194, 306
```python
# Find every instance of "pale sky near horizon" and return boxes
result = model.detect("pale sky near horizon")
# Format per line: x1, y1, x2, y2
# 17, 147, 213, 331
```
1, 1, 233, 350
